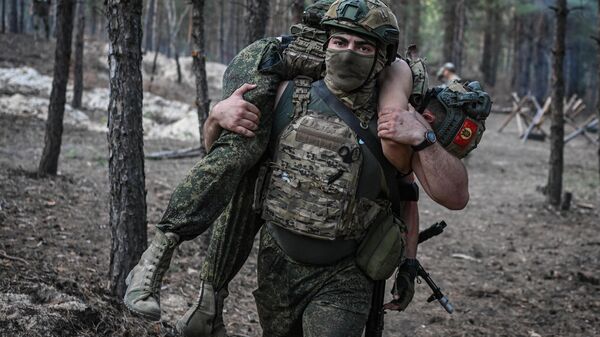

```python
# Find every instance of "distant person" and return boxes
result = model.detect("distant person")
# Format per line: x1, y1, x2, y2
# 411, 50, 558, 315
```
31, 0, 51, 40
437, 62, 461, 86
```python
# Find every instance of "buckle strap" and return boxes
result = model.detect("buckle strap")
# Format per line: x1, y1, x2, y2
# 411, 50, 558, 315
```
292, 76, 312, 118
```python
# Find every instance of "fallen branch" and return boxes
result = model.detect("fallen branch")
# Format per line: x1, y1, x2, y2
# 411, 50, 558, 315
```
145, 146, 205, 160
0, 250, 29, 265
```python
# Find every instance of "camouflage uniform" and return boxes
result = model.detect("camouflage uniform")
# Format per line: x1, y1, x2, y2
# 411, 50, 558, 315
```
156, 38, 283, 241
254, 228, 372, 337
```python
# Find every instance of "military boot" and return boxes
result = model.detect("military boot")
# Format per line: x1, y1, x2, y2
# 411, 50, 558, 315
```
123, 230, 179, 321
176, 281, 229, 337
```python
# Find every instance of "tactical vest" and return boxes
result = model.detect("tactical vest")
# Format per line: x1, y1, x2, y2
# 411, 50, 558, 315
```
261, 78, 390, 241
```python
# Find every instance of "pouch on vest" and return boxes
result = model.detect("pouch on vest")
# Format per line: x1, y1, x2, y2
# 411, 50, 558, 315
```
356, 208, 406, 281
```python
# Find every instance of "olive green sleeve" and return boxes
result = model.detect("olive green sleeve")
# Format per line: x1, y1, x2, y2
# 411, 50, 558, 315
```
157, 38, 283, 241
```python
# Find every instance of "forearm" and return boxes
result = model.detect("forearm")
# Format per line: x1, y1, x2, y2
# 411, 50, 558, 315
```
203, 113, 223, 151
403, 200, 419, 259
413, 144, 469, 210
378, 60, 414, 173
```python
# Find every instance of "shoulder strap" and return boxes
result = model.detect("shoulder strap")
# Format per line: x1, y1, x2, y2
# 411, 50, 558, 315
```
313, 80, 404, 215
292, 76, 312, 118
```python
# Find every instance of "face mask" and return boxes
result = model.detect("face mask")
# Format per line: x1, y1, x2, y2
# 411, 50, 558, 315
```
324, 48, 375, 93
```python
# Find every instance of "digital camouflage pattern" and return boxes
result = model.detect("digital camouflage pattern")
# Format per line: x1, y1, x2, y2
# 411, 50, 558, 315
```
263, 83, 390, 241
262, 109, 364, 240
156, 38, 283, 240
253, 227, 372, 337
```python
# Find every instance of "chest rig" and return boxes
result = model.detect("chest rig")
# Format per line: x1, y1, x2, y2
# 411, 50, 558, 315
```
261, 77, 389, 241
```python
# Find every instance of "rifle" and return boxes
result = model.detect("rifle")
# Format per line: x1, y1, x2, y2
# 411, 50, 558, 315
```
364, 221, 453, 337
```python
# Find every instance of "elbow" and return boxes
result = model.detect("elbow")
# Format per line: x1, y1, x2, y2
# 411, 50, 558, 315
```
446, 188, 469, 210
448, 191, 469, 210
432, 187, 469, 210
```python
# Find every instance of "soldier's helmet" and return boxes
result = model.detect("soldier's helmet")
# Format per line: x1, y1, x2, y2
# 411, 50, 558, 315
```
421, 81, 492, 159
321, 0, 400, 65
437, 62, 457, 79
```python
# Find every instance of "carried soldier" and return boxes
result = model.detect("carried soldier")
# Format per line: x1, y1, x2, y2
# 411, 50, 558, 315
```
123, 0, 491, 336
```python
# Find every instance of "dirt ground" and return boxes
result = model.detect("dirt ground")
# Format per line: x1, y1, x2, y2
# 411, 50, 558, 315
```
1, 33, 599, 337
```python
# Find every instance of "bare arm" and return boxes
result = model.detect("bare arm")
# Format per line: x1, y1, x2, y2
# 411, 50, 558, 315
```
377, 59, 413, 174
377, 60, 469, 210
203, 83, 261, 151
403, 199, 419, 259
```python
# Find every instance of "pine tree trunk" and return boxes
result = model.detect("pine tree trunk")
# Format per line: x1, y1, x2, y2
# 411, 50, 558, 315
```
152, 0, 159, 52
90, 1, 97, 36
105, 0, 147, 298
442, 0, 464, 72
143, 0, 154, 52
219, 0, 225, 63
597, 0, 600, 178
452, 0, 465, 74
9, 0, 17, 32
291, 0, 304, 24
481, 0, 498, 87
532, 12, 549, 101
2, 0, 6, 34
390, 0, 406, 53
546, 0, 568, 207
191, 0, 210, 148
246, 0, 269, 45
18, 0, 24, 33
175, 50, 182, 83
38, 0, 74, 176
72, 0, 85, 109
511, 11, 533, 97
407, 0, 420, 48
226, 0, 237, 63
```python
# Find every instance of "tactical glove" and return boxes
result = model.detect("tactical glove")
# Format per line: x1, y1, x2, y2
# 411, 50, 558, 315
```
384, 258, 418, 311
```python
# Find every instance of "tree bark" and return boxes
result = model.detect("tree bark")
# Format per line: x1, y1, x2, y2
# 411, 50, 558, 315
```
18, 0, 24, 33
597, 0, 600, 178
89, 0, 97, 36
72, 0, 85, 109
191, 0, 210, 148
105, 0, 147, 298
245, 0, 269, 45
9, 0, 16, 32
291, 0, 304, 24
390, 0, 406, 53
2, 0, 6, 34
407, 0, 420, 48
38, 0, 74, 176
143, 0, 154, 52
481, 0, 500, 87
531, 12, 550, 101
511, 10, 534, 97
546, 0, 568, 207
442, 0, 465, 73
219, 0, 225, 63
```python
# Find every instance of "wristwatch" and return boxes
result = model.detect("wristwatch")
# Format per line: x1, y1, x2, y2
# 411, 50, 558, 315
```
412, 130, 437, 152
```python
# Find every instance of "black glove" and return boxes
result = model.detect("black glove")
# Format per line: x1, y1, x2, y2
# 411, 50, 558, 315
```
384, 258, 418, 311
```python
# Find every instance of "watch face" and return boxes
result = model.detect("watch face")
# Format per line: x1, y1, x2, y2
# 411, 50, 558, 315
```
426, 130, 437, 143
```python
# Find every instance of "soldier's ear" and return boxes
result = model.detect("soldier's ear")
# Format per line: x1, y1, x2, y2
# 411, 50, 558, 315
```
422, 110, 435, 125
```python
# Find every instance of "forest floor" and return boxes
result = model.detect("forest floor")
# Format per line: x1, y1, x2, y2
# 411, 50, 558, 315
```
1, 33, 600, 337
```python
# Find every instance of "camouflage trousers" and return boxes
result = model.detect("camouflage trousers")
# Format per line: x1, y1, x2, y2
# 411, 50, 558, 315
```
199, 164, 264, 290
254, 226, 373, 337
156, 38, 283, 241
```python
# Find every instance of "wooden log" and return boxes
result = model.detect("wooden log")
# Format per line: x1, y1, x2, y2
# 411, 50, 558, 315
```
498, 95, 527, 132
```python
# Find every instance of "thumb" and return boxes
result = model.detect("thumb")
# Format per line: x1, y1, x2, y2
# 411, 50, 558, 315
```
233, 83, 257, 97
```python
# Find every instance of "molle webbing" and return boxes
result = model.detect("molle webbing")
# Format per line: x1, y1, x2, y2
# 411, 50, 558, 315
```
263, 79, 388, 241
